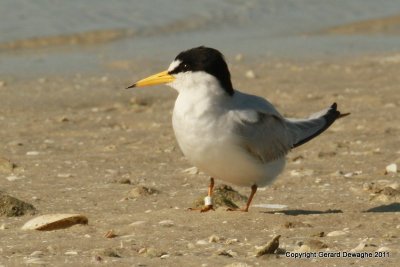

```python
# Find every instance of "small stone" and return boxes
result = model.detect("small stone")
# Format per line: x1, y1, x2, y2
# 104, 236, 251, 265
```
0, 193, 36, 217
376, 247, 390, 252
130, 221, 146, 227
0, 223, 8, 230
350, 239, 367, 252
256, 235, 280, 256
327, 230, 348, 237
295, 245, 311, 252
65, 250, 78, 255
6, 175, 23, 181
117, 178, 131, 184
26, 151, 40, 156
160, 254, 170, 259
57, 173, 73, 178
311, 232, 325, 237
104, 230, 117, 238
245, 70, 256, 79
102, 248, 121, 258
196, 240, 208, 245
128, 186, 158, 198
385, 163, 397, 174
158, 220, 174, 227
144, 247, 164, 258
0, 80, 6, 87
24, 258, 47, 264
209, 234, 220, 243
30, 251, 44, 257
217, 250, 233, 257
182, 167, 199, 175
225, 238, 239, 245
0, 157, 15, 173
284, 221, 312, 228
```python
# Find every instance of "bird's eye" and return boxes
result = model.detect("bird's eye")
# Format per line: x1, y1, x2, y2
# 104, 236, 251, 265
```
182, 64, 189, 70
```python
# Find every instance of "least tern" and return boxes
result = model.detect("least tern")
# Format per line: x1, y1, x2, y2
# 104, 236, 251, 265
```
127, 46, 348, 212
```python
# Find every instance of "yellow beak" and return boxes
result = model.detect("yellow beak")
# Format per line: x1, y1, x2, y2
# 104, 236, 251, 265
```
126, 70, 175, 89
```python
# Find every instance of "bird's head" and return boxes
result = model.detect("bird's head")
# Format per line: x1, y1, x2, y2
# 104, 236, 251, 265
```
127, 46, 234, 96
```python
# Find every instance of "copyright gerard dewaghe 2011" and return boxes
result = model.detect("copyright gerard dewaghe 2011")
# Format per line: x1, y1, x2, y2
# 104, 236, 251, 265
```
285, 251, 390, 259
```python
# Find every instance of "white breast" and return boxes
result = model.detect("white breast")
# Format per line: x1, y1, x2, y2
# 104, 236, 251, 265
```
172, 89, 285, 187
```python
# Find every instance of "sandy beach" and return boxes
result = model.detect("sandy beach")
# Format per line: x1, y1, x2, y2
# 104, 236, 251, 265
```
1, 52, 399, 266
1, 1, 400, 266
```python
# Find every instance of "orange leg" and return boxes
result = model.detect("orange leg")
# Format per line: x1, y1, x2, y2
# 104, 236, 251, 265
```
200, 177, 214, 212
188, 177, 215, 212
228, 184, 257, 212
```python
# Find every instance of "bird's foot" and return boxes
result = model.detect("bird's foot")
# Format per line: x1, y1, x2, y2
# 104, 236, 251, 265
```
188, 205, 214, 213
226, 207, 249, 212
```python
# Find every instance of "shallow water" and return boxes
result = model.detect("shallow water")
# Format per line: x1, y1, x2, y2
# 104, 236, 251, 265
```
1, 0, 400, 76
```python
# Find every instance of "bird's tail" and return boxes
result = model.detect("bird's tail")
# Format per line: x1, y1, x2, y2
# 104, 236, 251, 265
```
287, 103, 349, 148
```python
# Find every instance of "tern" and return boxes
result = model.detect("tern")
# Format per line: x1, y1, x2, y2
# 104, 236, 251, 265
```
127, 46, 348, 212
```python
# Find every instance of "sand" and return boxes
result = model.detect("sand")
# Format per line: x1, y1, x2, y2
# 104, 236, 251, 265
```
0, 54, 399, 266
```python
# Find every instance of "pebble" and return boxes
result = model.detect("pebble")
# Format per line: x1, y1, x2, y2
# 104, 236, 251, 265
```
22, 214, 88, 231
216, 250, 234, 258
0, 223, 8, 230
225, 238, 239, 245
326, 230, 348, 237
104, 230, 117, 238
128, 186, 158, 198
385, 163, 397, 174
0, 80, 6, 87
343, 170, 362, 178
57, 173, 73, 178
182, 166, 199, 175
65, 251, 78, 255
245, 70, 256, 79
0, 157, 15, 173
30, 251, 44, 257
350, 239, 368, 252
26, 151, 40, 156
6, 175, 24, 181
376, 247, 390, 252
196, 240, 208, 245
158, 220, 174, 227
130, 220, 147, 227
143, 247, 165, 258
24, 258, 47, 264
209, 234, 220, 243
255, 235, 280, 256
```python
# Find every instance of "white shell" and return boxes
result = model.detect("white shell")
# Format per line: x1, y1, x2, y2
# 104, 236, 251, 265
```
22, 214, 88, 231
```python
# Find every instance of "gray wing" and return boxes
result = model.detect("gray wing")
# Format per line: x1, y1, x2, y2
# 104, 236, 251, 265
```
286, 103, 342, 148
230, 92, 343, 163
232, 110, 293, 163
230, 91, 294, 163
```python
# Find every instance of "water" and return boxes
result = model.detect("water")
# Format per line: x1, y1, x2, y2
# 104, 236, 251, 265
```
1, 0, 400, 77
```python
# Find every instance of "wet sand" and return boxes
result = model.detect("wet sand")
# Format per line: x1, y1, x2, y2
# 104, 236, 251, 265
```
0, 53, 399, 266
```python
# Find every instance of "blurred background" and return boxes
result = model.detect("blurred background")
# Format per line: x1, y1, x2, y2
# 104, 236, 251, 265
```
1, 0, 400, 77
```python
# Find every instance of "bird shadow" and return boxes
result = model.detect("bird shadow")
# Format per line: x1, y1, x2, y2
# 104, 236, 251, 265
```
363, 202, 400, 213
261, 209, 343, 216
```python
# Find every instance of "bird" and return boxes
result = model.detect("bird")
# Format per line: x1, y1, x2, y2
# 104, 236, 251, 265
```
127, 46, 348, 212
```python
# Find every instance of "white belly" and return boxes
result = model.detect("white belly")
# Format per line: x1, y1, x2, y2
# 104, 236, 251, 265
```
172, 100, 285, 187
